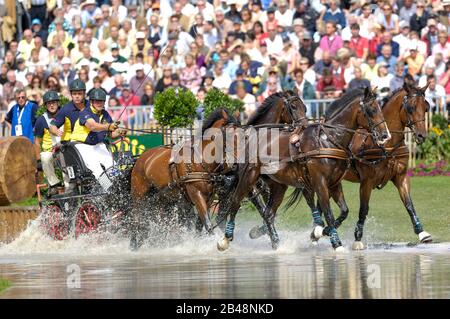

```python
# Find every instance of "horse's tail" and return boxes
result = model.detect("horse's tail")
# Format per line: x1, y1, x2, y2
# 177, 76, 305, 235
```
284, 187, 304, 211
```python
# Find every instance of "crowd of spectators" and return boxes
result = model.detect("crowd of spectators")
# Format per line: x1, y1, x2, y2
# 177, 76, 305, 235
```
1, 0, 450, 121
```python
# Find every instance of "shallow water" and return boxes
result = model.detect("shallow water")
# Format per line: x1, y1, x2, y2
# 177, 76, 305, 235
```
0, 218, 449, 299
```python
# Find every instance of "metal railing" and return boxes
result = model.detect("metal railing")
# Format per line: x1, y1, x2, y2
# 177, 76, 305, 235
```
1, 102, 448, 167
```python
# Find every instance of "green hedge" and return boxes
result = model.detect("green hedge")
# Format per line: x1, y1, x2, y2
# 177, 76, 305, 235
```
417, 114, 450, 164
153, 88, 198, 128
203, 88, 244, 118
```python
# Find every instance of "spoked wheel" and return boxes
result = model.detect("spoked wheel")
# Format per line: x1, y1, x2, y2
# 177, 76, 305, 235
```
75, 202, 101, 238
41, 204, 69, 240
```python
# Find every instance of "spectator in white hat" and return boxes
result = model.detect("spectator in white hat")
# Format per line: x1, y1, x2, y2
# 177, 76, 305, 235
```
60, 57, 76, 87
394, 20, 412, 57
129, 63, 152, 99
288, 18, 305, 45
132, 31, 153, 64
80, 0, 101, 28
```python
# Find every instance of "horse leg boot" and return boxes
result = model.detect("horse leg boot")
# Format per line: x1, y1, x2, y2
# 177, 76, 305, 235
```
313, 178, 345, 252
306, 189, 325, 244
218, 211, 237, 251
353, 182, 372, 250
393, 174, 432, 244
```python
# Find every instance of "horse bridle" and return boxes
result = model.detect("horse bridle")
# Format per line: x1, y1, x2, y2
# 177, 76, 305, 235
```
402, 91, 427, 132
359, 95, 386, 141
283, 95, 307, 127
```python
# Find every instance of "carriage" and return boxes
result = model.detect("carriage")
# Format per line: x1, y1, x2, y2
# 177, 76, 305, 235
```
38, 138, 135, 240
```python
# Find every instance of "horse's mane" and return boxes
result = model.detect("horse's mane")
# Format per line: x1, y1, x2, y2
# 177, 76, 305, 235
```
247, 92, 284, 125
324, 89, 364, 120
202, 108, 233, 133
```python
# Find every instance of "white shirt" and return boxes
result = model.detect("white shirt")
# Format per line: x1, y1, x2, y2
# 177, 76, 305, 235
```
393, 33, 410, 58
232, 93, 256, 117
371, 74, 394, 92
15, 69, 29, 86
265, 36, 283, 55
109, 5, 127, 24
212, 73, 232, 92
341, 27, 352, 42
275, 9, 294, 27
193, 3, 215, 22
304, 68, 316, 87
101, 76, 116, 93
425, 85, 446, 109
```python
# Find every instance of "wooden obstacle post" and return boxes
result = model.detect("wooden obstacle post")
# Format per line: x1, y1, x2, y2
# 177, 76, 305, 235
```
0, 137, 37, 206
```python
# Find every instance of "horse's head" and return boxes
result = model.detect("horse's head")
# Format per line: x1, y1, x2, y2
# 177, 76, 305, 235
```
402, 82, 430, 144
280, 90, 308, 126
202, 108, 241, 133
357, 87, 391, 146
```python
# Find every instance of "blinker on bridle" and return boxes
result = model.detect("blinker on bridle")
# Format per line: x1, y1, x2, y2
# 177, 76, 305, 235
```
283, 95, 307, 126
359, 96, 386, 139
402, 91, 426, 130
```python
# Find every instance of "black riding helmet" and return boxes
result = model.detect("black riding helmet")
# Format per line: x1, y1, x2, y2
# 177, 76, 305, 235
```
69, 78, 86, 91
88, 88, 107, 101
43, 90, 60, 104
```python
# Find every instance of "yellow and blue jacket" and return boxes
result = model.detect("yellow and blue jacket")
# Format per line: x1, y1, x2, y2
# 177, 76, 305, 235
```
71, 106, 113, 145
51, 100, 89, 142
35, 113, 58, 152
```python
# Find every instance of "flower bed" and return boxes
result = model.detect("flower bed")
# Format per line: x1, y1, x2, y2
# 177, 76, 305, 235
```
407, 160, 450, 177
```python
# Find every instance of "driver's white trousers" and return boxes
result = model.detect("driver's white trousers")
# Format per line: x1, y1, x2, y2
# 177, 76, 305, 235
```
40, 151, 60, 187
74, 143, 114, 180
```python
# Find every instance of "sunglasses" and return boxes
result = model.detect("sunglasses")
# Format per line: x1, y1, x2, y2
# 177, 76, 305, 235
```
17, 96, 26, 100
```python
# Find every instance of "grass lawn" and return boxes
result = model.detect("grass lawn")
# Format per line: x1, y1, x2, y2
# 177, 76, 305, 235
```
10, 197, 39, 207
237, 176, 450, 243
0, 279, 11, 294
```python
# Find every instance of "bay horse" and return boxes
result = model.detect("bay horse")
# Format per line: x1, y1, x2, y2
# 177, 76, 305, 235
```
214, 90, 309, 242
218, 87, 391, 252
249, 83, 432, 248
129, 109, 240, 250
309, 82, 432, 249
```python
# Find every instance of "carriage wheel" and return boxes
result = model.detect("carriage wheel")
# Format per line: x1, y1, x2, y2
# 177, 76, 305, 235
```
42, 204, 69, 241
75, 202, 101, 238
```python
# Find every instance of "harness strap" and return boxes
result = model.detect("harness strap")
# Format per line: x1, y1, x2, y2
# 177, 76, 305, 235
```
357, 145, 409, 160
291, 148, 349, 161
179, 172, 213, 183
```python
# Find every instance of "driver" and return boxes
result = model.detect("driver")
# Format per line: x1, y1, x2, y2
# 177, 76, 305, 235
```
70, 88, 125, 179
